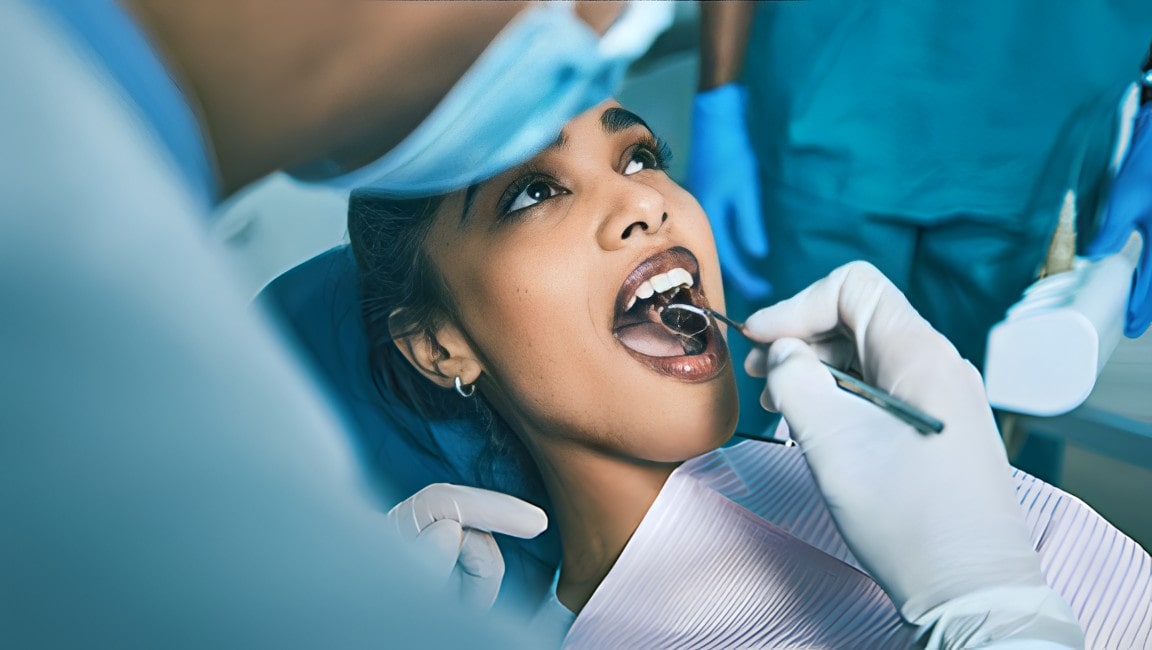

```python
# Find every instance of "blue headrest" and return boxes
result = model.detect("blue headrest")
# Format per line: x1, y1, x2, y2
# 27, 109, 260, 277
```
258, 246, 559, 608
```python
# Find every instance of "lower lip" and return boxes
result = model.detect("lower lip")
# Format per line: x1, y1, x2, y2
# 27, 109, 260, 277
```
617, 327, 730, 383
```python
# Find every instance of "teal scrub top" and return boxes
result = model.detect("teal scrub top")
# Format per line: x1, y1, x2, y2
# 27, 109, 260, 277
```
743, 0, 1152, 224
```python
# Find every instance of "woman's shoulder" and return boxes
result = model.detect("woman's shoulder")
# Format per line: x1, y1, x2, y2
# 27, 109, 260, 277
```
1006, 467, 1152, 647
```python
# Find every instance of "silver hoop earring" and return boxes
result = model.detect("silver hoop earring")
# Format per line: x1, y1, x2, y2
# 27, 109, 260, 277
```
454, 376, 476, 398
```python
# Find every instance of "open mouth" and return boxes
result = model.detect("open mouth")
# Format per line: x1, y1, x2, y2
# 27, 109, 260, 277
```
611, 247, 729, 382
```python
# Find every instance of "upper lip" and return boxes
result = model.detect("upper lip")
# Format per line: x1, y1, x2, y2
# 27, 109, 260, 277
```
613, 247, 701, 319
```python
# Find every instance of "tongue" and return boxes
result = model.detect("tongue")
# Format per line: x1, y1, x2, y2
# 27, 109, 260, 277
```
614, 321, 689, 357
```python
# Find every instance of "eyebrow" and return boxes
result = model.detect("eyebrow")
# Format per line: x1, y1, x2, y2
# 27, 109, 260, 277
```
550, 129, 568, 151
461, 182, 481, 224
600, 107, 651, 135
460, 108, 650, 224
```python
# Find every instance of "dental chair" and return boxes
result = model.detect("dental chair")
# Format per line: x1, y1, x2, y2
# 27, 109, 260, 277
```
258, 245, 560, 613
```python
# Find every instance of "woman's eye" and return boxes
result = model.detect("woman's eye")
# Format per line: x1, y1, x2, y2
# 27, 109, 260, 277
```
624, 148, 660, 176
507, 180, 562, 212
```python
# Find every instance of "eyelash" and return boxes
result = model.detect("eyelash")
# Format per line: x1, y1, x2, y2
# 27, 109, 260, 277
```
629, 134, 673, 173
497, 165, 558, 220
496, 136, 674, 220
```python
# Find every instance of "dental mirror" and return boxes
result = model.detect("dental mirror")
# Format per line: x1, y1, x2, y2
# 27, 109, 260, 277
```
660, 303, 741, 337
659, 304, 945, 435
659, 302, 711, 338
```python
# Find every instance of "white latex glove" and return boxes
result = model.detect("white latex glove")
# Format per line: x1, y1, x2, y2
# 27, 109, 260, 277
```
743, 262, 1084, 649
388, 483, 548, 611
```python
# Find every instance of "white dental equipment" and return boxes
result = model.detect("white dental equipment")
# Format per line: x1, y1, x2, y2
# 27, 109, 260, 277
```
985, 85, 1147, 417
984, 233, 1142, 416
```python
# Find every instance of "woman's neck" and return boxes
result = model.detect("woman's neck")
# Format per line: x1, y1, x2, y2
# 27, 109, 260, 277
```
530, 443, 679, 613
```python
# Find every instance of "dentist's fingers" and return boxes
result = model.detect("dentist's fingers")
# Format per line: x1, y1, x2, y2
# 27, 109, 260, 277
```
745, 337, 857, 379
455, 529, 505, 610
386, 484, 539, 612
745, 345, 768, 378
407, 513, 509, 610
743, 261, 918, 346
412, 518, 466, 583
457, 529, 504, 581
743, 262, 970, 398
761, 338, 862, 433
393, 483, 548, 540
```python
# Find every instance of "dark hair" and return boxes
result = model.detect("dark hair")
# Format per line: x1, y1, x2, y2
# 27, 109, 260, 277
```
347, 188, 542, 497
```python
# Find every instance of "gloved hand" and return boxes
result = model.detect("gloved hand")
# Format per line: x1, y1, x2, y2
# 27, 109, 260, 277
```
388, 483, 548, 610
1085, 102, 1152, 338
687, 83, 772, 300
742, 262, 1084, 649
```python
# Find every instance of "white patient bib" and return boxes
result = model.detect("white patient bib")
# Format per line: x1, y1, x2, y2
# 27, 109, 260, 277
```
562, 442, 1151, 649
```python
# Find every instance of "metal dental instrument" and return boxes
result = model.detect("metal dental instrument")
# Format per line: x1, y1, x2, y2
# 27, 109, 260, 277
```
660, 304, 945, 434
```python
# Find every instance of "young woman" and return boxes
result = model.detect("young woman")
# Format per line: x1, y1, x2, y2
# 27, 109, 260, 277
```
349, 102, 1150, 648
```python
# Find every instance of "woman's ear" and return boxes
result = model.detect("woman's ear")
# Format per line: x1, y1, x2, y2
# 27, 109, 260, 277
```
389, 310, 482, 390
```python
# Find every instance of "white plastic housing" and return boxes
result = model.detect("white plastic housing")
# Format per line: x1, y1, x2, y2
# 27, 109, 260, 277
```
984, 235, 1141, 416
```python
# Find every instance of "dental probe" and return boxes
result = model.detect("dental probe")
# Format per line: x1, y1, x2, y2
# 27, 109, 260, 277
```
659, 304, 945, 435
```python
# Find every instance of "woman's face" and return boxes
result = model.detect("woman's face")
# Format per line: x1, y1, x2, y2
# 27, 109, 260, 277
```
421, 101, 738, 462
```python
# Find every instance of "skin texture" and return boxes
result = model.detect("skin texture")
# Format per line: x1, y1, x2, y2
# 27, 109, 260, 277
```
118, 0, 622, 196
697, 1, 756, 90
393, 102, 740, 612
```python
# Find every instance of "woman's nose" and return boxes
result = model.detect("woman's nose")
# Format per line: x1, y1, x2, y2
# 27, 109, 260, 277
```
595, 178, 668, 251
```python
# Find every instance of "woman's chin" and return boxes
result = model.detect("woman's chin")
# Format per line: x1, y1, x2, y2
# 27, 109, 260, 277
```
647, 391, 740, 462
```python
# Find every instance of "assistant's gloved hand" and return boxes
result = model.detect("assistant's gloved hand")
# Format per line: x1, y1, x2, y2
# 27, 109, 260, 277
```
742, 262, 1084, 649
388, 483, 548, 611
1085, 102, 1152, 338
687, 83, 772, 300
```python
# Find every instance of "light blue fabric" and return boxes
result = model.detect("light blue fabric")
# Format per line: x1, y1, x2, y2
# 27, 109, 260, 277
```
33, 0, 597, 608
1, 1, 539, 645
38, 0, 567, 613
37, 0, 218, 210
290, 3, 671, 195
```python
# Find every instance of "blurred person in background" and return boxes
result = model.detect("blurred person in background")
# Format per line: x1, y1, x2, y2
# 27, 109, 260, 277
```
0, 1, 684, 646
690, 2, 1152, 436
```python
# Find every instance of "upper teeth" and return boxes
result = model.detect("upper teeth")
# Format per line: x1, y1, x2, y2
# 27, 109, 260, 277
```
626, 267, 694, 311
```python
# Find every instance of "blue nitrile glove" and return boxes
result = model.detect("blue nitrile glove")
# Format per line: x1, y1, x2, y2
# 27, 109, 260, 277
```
687, 83, 772, 300
1086, 102, 1152, 337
